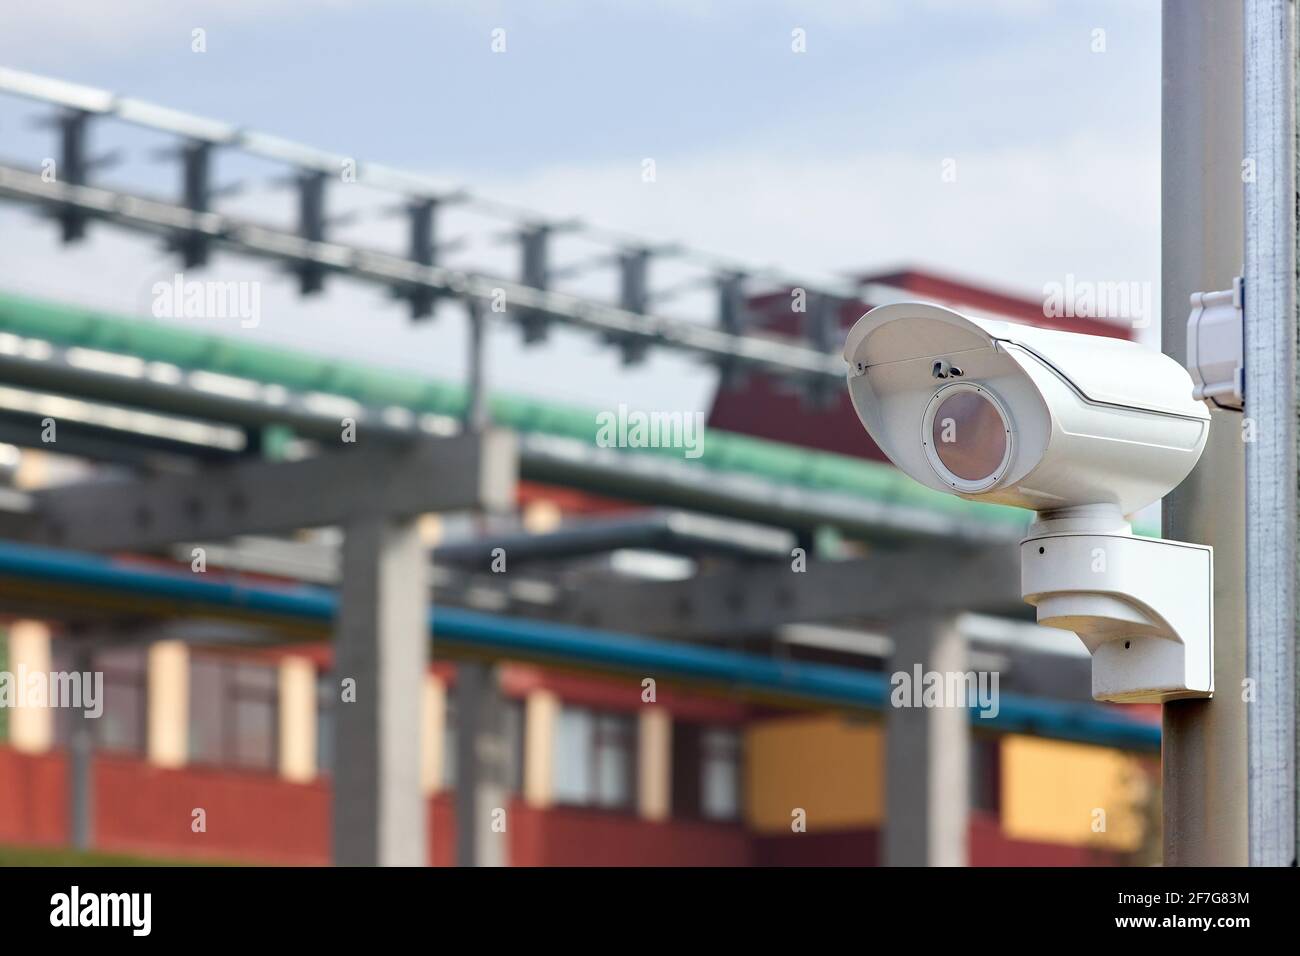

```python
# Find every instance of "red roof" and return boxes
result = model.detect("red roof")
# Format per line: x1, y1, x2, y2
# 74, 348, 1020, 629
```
853, 268, 1133, 339
709, 267, 1132, 461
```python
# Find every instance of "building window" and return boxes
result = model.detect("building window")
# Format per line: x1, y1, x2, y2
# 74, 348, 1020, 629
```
316, 672, 335, 777
700, 728, 741, 820
442, 694, 456, 789
672, 723, 742, 822
0, 629, 8, 744
188, 654, 278, 772
971, 734, 1001, 816
443, 692, 524, 793
51, 643, 148, 756
94, 645, 148, 755
553, 706, 636, 810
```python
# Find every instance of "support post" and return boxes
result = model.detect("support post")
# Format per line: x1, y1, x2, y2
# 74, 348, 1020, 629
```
177, 140, 212, 268
296, 170, 328, 295
1161, 0, 1249, 866
466, 297, 490, 432
407, 198, 438, 320
517, 224, 552, 343
68, 637, 95, 852
332, 513, 428, 866
884, 615, 968, 867
56, 109, 90, 243
1243, 0, 1297, 867
454, 660, 507, 867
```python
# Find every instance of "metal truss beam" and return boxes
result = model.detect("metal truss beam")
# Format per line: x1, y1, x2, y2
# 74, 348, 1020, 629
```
0, 337, 1019, 545
0, 407, 241, 465
518, 433, 1022, 545
0, 164, 842, 385
556, 544, 1024, 638
432, 509, 796, 566
21, 430, 517, 552
0, 332, 446, 445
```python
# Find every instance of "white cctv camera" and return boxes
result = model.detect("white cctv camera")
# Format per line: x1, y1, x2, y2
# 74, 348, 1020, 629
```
844, 302, 1214, 704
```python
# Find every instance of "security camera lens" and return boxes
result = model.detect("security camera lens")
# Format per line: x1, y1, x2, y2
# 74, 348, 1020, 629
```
931, 390, 1008, 482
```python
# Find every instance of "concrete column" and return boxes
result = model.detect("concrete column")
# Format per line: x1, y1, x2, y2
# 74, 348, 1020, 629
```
68, 638, 94, 851
332, 513, 428, 867
7, 621, 52, 754
637, 709, 672, 822
278, 655, 317, 783
455, 661, 507, 867
885, 615, 969, 867
523, 689, 558, 808
146, 640, 189, 768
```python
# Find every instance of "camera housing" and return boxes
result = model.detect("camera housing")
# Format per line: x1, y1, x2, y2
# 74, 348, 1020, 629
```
844, 302, 1214, 703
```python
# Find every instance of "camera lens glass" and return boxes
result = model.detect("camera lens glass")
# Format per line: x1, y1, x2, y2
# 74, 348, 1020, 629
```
931, 390, 1007, 482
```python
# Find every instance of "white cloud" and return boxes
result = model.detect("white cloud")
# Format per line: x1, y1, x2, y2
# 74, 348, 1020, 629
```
0, 0, 1066, 56
466, 135, 1161, 304
0, 0, 363, 51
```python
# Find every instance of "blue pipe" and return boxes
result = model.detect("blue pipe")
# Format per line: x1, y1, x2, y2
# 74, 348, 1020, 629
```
0, 540, 1160, 751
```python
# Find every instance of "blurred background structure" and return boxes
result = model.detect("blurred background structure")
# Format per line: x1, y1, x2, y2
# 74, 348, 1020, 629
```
0, 4, 1171, 867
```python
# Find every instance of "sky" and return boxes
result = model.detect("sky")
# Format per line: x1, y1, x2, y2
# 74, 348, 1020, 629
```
0, 0, 1162, 415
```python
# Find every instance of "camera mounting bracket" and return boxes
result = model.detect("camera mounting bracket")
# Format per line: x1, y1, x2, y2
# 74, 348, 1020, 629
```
1021, 518, 1214, 703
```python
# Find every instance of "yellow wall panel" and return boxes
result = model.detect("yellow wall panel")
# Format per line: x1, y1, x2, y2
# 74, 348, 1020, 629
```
1001, 734, 1151, 851
277, 655, 317, 783
745, 715, 883, 834
146, 640, 189, 768
8, 621, 52, 753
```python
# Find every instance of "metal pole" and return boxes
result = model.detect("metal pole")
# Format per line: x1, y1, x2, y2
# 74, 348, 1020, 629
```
454, 660, 507, 867
466, 297, 490, 433
68, 637, 95, 851
1243, 0, 1298, 867
1161, 0, 1250, 866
